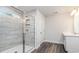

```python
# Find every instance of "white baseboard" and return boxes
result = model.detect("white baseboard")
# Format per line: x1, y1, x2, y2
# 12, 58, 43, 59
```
42, 40, 64, 44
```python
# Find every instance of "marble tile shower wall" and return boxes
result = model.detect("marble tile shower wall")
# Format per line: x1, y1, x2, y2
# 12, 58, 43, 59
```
25, 16, 35, 47
0, 16, 22, 52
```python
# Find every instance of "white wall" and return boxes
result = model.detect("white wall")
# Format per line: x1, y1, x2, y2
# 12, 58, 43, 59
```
35, 10, 45, 48
45, 13, 74, 44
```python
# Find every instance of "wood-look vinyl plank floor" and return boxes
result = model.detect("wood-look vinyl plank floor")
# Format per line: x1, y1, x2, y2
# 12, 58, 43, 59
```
32, 42, 66, 53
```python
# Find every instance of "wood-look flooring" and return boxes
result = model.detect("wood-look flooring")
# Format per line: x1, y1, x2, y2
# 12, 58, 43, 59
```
32, 42, 66, 53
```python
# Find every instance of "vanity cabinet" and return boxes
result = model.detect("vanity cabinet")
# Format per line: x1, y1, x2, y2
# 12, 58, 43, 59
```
64, 34, 79, 53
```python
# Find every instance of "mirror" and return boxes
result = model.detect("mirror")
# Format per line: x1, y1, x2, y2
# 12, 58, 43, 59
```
74, 13, 79, 33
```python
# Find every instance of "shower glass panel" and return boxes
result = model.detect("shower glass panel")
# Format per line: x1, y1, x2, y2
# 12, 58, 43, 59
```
0, 7, 23, 52
24, 16, 35, 48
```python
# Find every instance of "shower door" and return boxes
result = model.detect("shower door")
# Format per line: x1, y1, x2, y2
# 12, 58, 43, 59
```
0, 7, 23, 53
24, 16, 35, 52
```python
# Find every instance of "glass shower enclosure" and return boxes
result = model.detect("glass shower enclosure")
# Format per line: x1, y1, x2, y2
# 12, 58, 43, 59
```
0, 6, 35, 53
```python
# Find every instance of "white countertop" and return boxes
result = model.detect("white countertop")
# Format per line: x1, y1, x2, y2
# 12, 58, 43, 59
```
63, 32, 79, 37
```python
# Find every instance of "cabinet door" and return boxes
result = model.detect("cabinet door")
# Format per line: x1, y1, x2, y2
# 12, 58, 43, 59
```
65, 36, 79, 52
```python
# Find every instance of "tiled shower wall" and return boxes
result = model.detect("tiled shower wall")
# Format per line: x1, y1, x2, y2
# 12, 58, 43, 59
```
24, 16, 35, 47
0, 16, 22, 52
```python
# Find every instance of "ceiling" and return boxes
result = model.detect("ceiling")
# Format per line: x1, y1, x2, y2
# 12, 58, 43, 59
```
14, 6, 79, 16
